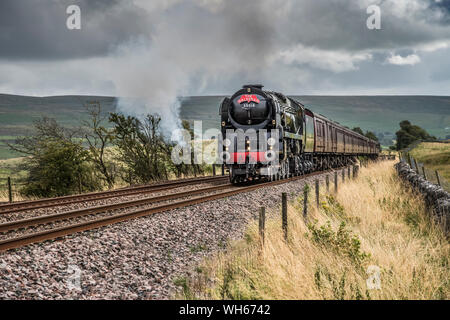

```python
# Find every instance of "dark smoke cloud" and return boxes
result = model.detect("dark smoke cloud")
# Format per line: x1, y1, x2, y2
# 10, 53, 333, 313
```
0, 0, 151, 60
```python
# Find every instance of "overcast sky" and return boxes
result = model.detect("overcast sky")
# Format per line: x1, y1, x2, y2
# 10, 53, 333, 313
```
1, 0, 450, 99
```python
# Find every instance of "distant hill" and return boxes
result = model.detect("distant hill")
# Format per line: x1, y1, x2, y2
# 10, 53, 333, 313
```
0, 93, 449, 159
180, 95, 450, 144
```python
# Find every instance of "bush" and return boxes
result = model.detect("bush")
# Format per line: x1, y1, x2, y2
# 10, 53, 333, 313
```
308, 221, 370, 266
21, 140, 100, 197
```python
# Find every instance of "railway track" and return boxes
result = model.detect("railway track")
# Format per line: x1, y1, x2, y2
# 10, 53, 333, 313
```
0, 169, 337, 252
0, 175, 228, 214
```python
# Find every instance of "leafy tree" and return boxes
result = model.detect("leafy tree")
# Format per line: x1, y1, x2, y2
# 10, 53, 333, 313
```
83, 101, 117, 189
20, 140, 98, 197
109, 113, 171, 183
9, 117, 99, 197
364, 131, 378, 142
169, 120, 205, 178
395, 120, 436, 150
352, 127, 364, 135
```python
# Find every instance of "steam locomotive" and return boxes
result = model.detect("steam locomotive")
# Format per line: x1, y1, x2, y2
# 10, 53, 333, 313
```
219, 84, 380, 184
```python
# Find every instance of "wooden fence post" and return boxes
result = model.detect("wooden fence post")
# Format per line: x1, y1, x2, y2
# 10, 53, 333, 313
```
347, 166, 351, 179
326, 175, 329, 192
315, 179, 320, 208
7, 177, 12, 203
212, 164, 216, 176
342, 168, 345, 183
334, 171, 338, 193
413, 158, 419, 174
435, 170, 442, 186
259, 207, 265, 245
282, 193, 288, 241
303, 185, 309, 221
421, 166, 427, 180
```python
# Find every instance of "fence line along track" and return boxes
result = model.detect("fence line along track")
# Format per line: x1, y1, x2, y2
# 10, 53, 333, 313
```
0, 175, 228, 214
0, 168, 337, 252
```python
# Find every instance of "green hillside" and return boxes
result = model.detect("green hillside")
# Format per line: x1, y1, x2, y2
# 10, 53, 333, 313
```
0, 93, 449, 159
0, 94, 117, 159
180, 95, 450, 146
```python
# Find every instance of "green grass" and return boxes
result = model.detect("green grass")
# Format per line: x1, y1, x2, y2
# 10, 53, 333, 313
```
0, 157, 29, 202
409, 142, 450, 191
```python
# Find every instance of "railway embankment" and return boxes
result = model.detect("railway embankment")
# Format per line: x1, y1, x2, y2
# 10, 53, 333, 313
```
0, 170, 334, 299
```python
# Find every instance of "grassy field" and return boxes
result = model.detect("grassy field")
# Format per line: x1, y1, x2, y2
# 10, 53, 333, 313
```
409, 142, 450, 191
0, 157, 29, 202
175, 161, 449, 300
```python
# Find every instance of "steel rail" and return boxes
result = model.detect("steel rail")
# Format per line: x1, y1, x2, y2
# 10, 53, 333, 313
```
0, 169, 332, 252
0, 175, 228, 214
0, 182, 233, 232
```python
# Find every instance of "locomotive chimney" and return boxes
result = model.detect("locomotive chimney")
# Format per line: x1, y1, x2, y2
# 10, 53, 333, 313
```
243, 84, 264, 90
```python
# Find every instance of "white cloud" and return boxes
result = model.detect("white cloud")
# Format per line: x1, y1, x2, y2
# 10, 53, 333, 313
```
276, 44, 372, 73
386, 54, 421, 66
417, 41, 450, 53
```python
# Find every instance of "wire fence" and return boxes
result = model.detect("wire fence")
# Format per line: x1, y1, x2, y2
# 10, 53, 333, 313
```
0, 177, 27, 203
398, 152, 449, 192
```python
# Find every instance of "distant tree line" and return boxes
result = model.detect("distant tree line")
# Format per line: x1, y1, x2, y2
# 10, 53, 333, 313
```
353, 121, 438, 151
351, 127, 379, 142
8, 102, 208, 198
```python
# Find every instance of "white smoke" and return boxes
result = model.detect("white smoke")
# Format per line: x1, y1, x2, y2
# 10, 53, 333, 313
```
86, 0, 450, 137
104, 0, 277, 137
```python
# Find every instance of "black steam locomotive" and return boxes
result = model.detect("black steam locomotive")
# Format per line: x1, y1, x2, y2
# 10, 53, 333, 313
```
219, 84, 380, 184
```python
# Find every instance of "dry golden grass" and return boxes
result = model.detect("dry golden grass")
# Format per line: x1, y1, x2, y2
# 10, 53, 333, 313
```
178, 161, 449, 300
409, 142, 450, 190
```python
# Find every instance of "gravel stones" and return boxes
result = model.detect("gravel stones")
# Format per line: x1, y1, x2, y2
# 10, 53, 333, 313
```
0, 172, 333, 299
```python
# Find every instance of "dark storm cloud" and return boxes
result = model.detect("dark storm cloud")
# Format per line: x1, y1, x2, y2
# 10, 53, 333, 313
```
270, 0, 450, 52
1, 0, 450, 100
0, 0, 151, 60
1, 0, 449, 61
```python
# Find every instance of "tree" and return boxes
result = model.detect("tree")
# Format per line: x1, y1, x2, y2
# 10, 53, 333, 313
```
169, 120, 205, 178
395, 120, 436, 150
9, 117, 99, 197
20, 140, 98, 197
109, 113, 171, 183
83, 101, 116, 189
8, 117, 79, 155
352, 127, 364, 135
364, 131, 379, 142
